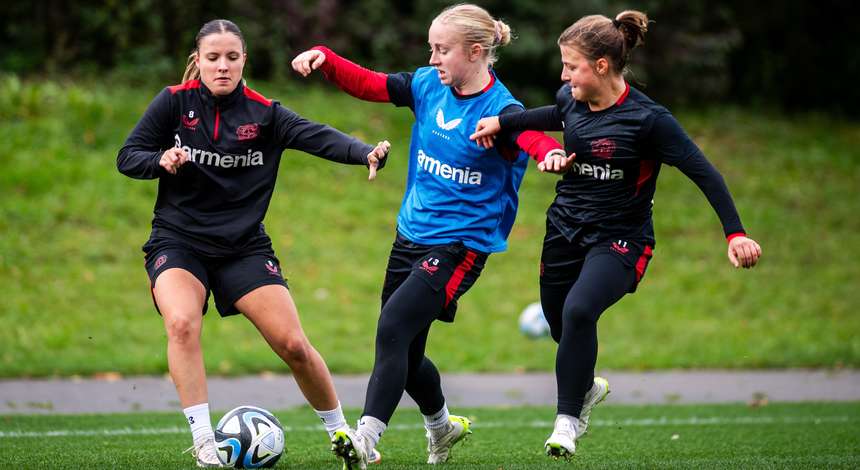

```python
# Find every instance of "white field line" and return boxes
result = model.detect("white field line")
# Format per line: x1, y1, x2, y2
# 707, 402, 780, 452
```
0, 415, 854, 439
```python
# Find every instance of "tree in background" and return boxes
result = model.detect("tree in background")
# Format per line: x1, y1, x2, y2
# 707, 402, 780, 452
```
1, 0, 856, 116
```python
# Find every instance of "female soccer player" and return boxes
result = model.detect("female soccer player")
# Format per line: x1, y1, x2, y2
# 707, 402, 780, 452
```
292, 4, 567, 468
470, 10, 762, 459
117, 19, 390, 467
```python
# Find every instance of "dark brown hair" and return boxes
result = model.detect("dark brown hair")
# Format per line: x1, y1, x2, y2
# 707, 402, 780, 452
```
182, 19, 246, 83
557, 11, 648, 74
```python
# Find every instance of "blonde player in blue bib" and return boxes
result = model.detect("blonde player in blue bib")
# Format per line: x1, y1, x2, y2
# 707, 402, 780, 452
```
293, 4, 571, 468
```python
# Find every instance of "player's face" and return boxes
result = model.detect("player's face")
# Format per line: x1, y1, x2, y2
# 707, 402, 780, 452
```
559, 45, 600, 102
428, 21, 476, 89
196, 32, 246, 96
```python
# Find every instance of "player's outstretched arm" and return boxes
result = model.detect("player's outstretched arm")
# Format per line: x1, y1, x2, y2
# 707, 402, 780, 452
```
727, 235, 762, 269
291, 46, 391, 103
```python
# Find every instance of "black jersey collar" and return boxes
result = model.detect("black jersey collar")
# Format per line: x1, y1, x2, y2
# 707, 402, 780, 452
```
198, 80, 246, 109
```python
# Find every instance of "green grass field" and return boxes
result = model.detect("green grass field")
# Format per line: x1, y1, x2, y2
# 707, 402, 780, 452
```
2, 403, 858, 468
1, 75, 859, 377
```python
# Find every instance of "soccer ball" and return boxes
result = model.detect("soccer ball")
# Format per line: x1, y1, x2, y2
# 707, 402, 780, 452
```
518, 302, 551, 338
215, 406, 285, 468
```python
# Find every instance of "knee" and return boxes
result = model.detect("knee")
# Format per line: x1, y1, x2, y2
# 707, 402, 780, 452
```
277, 334, 311, 367
163, 314, 201, 346
563, 302, 597, 328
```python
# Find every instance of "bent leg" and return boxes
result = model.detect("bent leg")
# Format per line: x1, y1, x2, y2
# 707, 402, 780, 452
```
236, 284, 338, 411
153, 268, 208, 408
363, 275, 444, 424
556, 253, 634, 417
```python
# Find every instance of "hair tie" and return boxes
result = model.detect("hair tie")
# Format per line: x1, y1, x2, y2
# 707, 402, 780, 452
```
611, 18, 621, 28
493, 21, 502, 45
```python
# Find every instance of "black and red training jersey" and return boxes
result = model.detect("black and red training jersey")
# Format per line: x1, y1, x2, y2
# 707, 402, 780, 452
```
117, 80, 375, 256
499, 83, 746, 245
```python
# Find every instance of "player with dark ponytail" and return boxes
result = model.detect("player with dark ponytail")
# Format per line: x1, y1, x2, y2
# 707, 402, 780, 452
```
471, 10, 762, 459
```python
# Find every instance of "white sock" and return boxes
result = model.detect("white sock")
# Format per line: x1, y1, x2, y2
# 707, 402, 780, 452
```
424, 404, 451, 438
183, 403, 214, 446
556, 414, 580, 435
356, 415, 387, 450
315, 401, 347, 437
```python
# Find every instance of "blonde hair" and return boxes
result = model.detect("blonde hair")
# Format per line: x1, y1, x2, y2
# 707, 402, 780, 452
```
558, 10, 649, 74
433, 3, 513, 66
182, 19, 246, 83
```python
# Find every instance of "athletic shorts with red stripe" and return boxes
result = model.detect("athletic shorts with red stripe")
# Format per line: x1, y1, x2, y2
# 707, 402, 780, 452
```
381, 232, 488, 323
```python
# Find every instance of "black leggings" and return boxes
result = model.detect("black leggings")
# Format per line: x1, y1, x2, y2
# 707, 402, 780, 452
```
362, 275, 447, 423
541, 247, 637, 417
362, 235, 486, 424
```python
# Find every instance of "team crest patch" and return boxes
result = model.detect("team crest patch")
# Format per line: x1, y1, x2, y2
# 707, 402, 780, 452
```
420, 257, 440, 275
154, 254, 168, 270
590, 138, 616, 159
265, 260, 280, 276
237, 123, 260, 141
182, 110, 199, 130
611, 240, 630, 255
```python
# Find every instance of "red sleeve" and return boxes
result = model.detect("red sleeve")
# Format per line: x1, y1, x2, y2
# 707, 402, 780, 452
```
312, 46, 390, 103
515, 130, 564, 163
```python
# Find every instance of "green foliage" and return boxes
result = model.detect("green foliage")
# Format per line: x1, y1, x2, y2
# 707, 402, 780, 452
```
2, 1, 856, 115
2, 403, 859, 468
0, 78, 858, 377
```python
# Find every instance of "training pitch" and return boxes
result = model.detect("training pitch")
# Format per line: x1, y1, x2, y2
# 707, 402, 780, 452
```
2, 403, 858, 469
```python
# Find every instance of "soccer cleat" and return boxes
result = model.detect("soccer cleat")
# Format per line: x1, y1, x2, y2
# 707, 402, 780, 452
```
577, 376, 610, 438
544, 416, 577, 460
331, 428, 369, 470
368, 447, 382, 465
426, 415, 472, 464
184, 438, 224, 468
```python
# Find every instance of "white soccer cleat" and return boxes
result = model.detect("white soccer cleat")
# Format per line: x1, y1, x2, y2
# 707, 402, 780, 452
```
184, 438, 225, 468
544, 415, 577, 460
577, 376, 610, 438
426, 415, 472, 464
331, 427, 369, 470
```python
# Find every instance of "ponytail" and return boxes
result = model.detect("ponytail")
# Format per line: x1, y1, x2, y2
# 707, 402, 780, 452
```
614, 10, 648, 65
182, 51, 200, 83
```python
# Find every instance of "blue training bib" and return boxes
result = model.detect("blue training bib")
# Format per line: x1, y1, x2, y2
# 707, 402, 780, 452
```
397, 67, 528, 253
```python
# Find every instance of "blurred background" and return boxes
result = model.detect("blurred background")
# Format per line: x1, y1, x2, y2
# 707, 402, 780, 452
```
1, 0, 858, 378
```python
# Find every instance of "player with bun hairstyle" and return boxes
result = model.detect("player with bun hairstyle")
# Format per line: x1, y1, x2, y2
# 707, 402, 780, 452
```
292, 3, 567, 468
471, 11, 762, 459
117, 19, 390, 467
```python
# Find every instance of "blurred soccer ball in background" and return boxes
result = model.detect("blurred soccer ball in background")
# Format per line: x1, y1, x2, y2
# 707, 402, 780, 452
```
215, 405, 285, 468
518, 302, 550, 338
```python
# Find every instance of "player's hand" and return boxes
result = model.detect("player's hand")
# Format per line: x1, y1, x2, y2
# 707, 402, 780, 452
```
366, 140, 390, 181
159, 147, 189, 175
291, 49, 327, 77
727, 236, 762, 268
470, 116, 501, 149
538, 149, 576, 173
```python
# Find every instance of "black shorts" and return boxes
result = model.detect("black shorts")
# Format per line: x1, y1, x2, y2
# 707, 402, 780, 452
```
540, 219, 654, 293
380, 233, 488, 322
143, 239, 289, 317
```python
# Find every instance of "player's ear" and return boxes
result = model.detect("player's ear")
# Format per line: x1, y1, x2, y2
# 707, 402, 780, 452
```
469, 43, 483, 62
